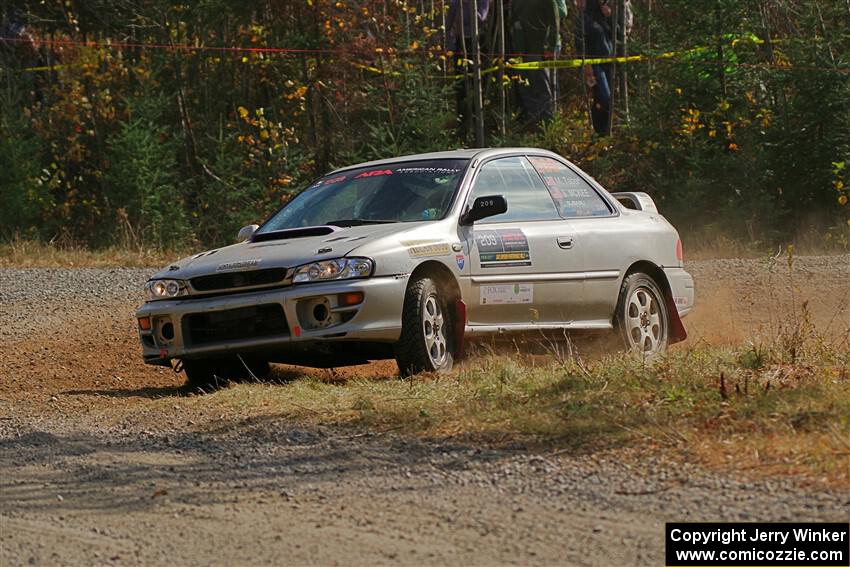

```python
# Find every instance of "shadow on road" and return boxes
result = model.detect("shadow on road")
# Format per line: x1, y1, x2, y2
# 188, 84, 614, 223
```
0, 413, 496, 516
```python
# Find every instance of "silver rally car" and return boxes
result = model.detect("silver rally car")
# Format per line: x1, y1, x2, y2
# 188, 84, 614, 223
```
137, 148, 694, 387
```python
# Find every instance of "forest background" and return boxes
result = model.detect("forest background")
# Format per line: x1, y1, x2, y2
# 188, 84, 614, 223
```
1, 0, 848, 253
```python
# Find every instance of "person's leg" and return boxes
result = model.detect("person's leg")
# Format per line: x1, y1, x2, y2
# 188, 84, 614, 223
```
591, 64, 612, 135
518, 56, 553, 128
453, 38, 472, 139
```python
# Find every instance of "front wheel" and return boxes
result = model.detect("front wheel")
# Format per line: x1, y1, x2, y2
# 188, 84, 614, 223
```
614, 273, 669, 356
182, 357, 270, 390
395, 276, 454, 377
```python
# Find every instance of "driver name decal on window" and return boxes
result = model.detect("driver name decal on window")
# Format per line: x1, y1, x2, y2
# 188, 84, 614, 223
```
475, 229, 532, 268
528, 157, 612, 218
354, 169, 393, 179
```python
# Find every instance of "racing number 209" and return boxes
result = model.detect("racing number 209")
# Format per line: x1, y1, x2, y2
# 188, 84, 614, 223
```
477, 233, 499, 247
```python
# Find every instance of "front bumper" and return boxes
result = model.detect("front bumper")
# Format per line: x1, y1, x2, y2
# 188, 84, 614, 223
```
136, 276, 408, 365
664, 266, 695, 317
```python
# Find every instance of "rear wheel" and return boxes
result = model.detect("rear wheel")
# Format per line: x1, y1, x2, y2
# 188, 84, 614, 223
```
614, 273, 669, 356
395, 276, 454, 377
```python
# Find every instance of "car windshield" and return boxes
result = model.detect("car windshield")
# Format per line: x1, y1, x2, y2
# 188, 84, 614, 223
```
256, 159, 469, 233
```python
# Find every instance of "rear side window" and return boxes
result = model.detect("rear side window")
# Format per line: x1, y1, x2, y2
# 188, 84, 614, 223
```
468, 156, 560, 222
527, 156, 613, 218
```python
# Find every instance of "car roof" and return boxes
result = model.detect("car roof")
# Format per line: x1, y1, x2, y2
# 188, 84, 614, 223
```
328, 147, 562, 175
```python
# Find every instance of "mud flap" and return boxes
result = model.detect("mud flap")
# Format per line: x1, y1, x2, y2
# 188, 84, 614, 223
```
666, 295, 688, 344
454, 299, 467, 359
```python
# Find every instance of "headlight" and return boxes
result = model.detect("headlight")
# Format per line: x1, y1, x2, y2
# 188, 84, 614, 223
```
144, 279, 187, 301
292, 258, 373, 284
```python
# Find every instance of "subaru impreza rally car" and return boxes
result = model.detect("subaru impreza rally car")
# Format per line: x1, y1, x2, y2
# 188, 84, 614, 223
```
137, 148, 694, 387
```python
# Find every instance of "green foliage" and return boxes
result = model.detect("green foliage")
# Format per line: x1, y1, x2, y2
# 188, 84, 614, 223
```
1, 0, 848, 249
104, 98, 189, 249
0, 112, 50, 238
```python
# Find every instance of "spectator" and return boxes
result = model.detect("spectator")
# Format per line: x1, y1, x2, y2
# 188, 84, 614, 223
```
1, 8, 39, 62
446, 0, 490, 139
510, 0, 567, 129
575, 0, 613, 135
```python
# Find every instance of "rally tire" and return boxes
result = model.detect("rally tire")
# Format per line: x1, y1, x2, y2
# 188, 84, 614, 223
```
182, 359, 224, 391
614, 273, 670, 356
182, 357, 270, 390
395, 276, 454, 377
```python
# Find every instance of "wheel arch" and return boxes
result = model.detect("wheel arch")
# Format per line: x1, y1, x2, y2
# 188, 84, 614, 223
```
409, 260, 461, 302
408, 260, 466, 355
622, 260, 688, 344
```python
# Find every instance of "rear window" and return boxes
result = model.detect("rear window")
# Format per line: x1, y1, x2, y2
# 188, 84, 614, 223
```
528, 157, 613, 218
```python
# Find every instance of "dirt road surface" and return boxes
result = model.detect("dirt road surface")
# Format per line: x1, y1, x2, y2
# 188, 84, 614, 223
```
1, 257, 848, 566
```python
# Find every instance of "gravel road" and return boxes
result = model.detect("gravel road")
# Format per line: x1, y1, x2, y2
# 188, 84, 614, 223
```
1, 257, 848, 566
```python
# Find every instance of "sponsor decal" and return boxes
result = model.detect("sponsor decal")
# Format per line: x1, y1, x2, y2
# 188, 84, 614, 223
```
456, 254, 465, 270
309, 175, 347, 189
480, 283, 533, 305
527, 156, 563, 173
475, 228, 532, 268
396, 166, 461, 174
216, 258, 261, 271
674, 296, 689, 306
401, 240, 451, 258
355, 169, 393, 179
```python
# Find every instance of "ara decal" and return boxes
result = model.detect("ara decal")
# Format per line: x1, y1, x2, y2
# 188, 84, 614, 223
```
355, 169, 393, 179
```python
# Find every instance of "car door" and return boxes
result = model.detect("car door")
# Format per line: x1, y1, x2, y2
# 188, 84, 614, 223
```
525, 156, 624, 323
459, 156, 584, 327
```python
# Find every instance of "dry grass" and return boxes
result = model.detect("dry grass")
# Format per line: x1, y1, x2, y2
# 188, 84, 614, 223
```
684, 228, 850, 260
0, 238, 187, 268
174, 334, 849, 487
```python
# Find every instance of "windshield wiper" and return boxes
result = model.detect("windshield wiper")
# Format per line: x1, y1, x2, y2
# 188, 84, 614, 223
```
325, 219, 395, 227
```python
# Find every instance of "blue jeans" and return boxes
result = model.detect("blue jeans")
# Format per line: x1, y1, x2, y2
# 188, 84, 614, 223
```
591, 64, 612, 136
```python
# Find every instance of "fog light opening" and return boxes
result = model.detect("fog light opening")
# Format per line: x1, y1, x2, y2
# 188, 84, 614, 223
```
313, 303, 329, 322
161, 322, 175, 341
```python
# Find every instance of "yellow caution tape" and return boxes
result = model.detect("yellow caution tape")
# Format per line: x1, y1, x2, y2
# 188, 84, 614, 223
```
20, 64, 70, 72
20, 32, 846, 76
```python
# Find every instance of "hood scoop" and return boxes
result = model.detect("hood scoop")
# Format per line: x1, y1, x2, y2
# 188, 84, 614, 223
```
251, 225, 340, 243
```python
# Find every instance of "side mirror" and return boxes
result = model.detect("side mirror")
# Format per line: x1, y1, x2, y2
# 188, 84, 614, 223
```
237, 224, 259, 242
460, 195, 508, 225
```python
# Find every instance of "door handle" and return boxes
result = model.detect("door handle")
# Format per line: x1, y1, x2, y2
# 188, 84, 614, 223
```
557, 236, 573, 249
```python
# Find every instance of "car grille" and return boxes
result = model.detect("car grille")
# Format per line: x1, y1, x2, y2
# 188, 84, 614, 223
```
183, 304, 288, 346
190, 268, 288, 293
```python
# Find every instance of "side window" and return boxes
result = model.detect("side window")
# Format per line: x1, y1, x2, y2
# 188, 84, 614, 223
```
468, 156, 560, 222
527, 156, 613, 218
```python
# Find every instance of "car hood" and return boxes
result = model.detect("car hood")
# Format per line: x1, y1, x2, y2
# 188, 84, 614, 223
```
150, 223, 423, 281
